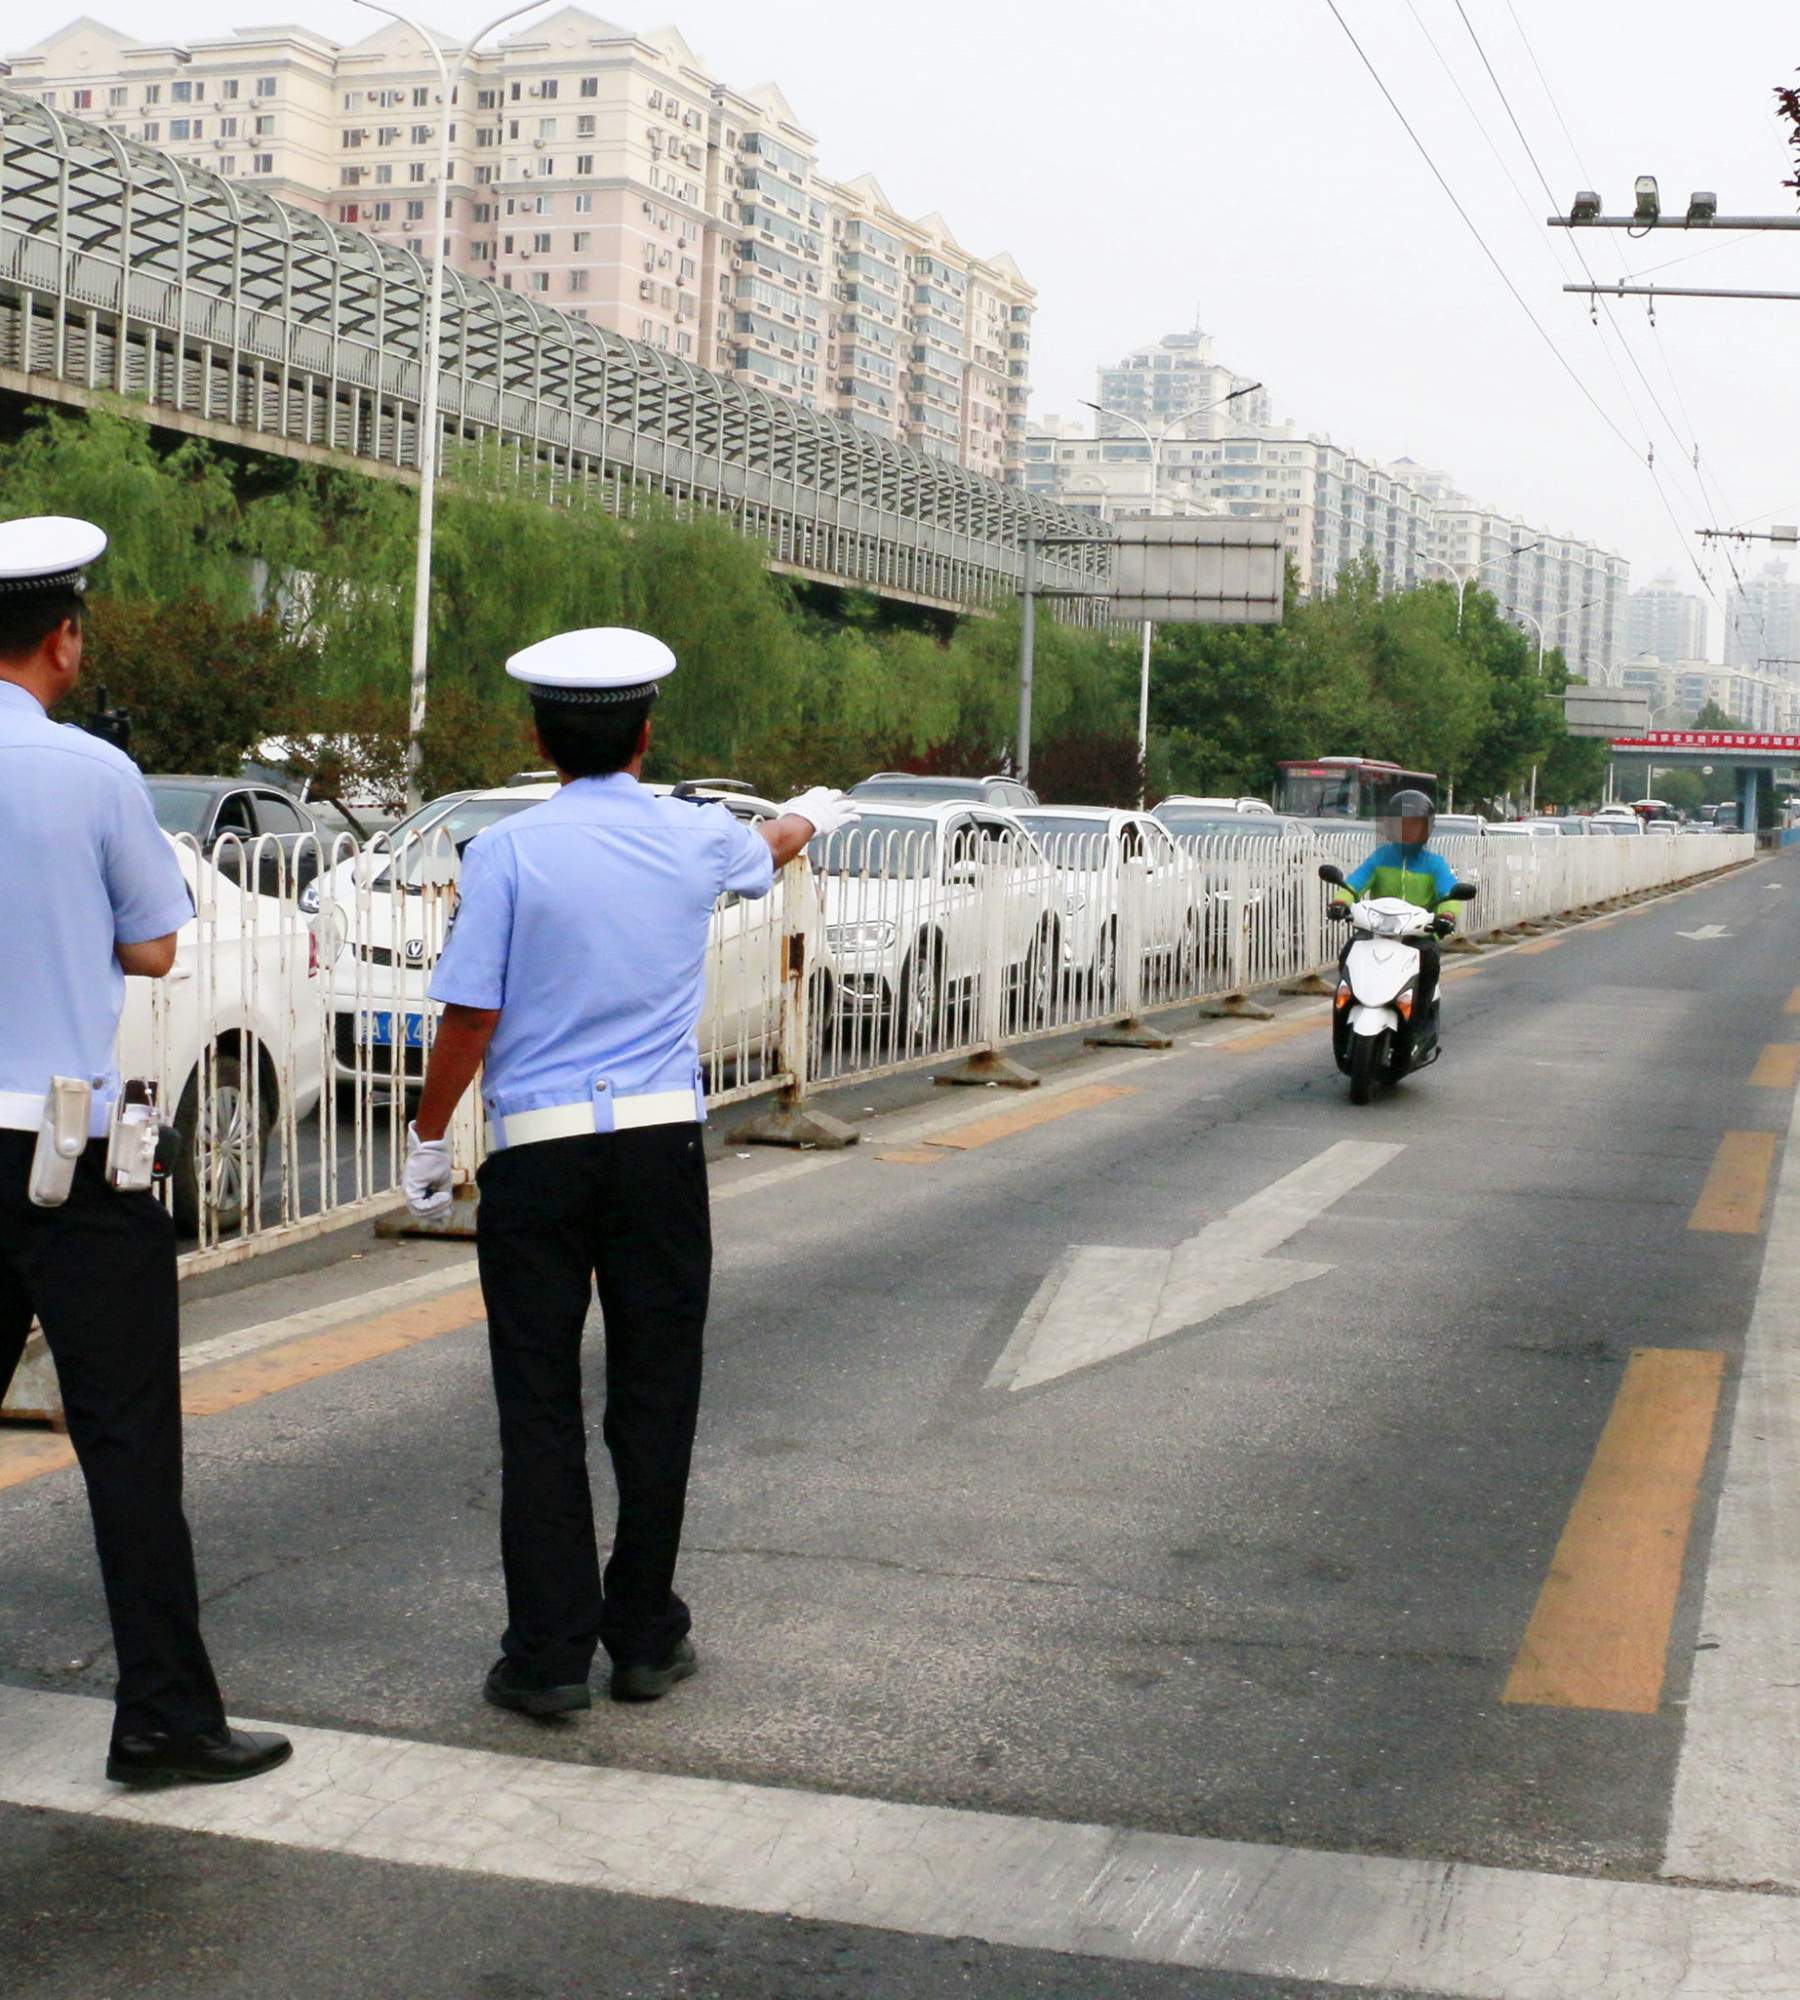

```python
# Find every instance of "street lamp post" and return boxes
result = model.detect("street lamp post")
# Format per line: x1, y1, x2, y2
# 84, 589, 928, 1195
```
356, 0, 550, 809
1420, 541, 1541, 633
1513, 596, 1603, 812
1079, 383, 1263, 805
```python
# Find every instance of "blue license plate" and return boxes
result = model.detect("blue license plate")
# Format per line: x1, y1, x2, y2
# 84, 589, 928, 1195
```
363, 1010, 427, 1049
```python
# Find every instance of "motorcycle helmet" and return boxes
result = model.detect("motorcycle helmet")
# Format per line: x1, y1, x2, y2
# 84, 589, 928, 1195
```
1380, 788, 1435, 851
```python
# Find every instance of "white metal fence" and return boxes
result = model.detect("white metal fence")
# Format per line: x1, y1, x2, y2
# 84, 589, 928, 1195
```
125, 823, 1750, 1271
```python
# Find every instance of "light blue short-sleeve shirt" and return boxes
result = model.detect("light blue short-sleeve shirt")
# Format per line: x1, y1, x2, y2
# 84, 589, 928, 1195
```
428, 773, 776, 1125
0, 680, 194, 1107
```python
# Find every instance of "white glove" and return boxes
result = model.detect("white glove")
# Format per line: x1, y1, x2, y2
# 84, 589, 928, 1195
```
781, 786, 861, 840
402, 1122, 454, 1218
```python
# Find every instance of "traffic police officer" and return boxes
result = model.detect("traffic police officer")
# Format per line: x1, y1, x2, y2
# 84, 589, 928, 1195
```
0, 516, 289, 1786
403, 627, 857, 1712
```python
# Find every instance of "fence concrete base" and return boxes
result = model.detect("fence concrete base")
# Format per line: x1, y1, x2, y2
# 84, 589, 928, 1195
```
1086, 1016, 1175, 1050
732, 1093, 859, 1149
1279, 971, 1337, 998
0, 1329, 64, 1430
1196, 992, 1276, 1022
1443, 934, 1484, 956
935, 1049, 1040, 1089
376, 1183, 480, 1241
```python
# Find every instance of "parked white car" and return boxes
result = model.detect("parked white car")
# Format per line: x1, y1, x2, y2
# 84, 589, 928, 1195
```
810, 803, 1059, 1047
312, 781, 802, 1090
1014, 807, 1204, 992
115, 837, 326, 1235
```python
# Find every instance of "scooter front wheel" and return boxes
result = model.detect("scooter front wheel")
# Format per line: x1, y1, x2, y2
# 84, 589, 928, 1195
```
1349, 1032, 1380, 1105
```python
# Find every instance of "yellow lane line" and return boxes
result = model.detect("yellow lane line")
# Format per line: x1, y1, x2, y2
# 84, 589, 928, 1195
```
876, 1146, 947, 1166
1504, 1346, 1726, 1715
180, 1285, 488, 1416
0, 1286, 490, 1494
1688, 1132, 1779, 1235
1515, 937, 1564, 956
923, 1083, 1135, 1152
1210, 1014, 1330, 1053
1750, 1044, 1800, 1091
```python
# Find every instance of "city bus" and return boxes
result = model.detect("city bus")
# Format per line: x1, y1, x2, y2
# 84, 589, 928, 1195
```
1274, 756, 1438, 826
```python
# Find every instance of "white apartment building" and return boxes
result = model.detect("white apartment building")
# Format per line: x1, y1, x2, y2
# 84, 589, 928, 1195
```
1093, 330, 1271, 441
1722, 558, 1800, 673
1671, 664, 1800, 734
1627, 573, 1709, 664
5, 9, 1036, 478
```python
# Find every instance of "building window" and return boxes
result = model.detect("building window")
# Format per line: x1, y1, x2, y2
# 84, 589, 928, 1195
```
532, 231, 552, 252
580, 76, 598, 97
219, 116, 238, 137
510, 81, 522, 102
471, 240, 490, 260
72, 88, 92, 110
255, 115, 275, 135
405, 199, 425, 220
255, 76, 277, 96
108, 86, 128, 106
508, 119, 520, 140
571, 230, 591, 251
473, 202, 492, 222
411, 124, 431, 144
217, 156, 237, 174
143, 85, 161, 105
539, 158, 556, 177
172, 79, 195, 103
377, 124, 399, 144
538, 116, 556, 140
539, 79, 558, 99
573, 192, 592, 213
412, 86, 429, 108
141, 122, 161, 141
339, 168, 364, 186
170, 119, 193, 140
252, 153, 273, 174
530, 270, 549, 292
576, 115, 596, 138
342, 129, 363, 148
372, 201, 392, 220
476, 165, 494, 184
375, 163, 394, 184
567, 270, 588, 292
408, 162, 427, 182
575, 153, 593, 174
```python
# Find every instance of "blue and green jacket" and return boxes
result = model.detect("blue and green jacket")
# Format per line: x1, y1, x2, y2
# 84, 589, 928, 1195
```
1336, 843, 1460, 923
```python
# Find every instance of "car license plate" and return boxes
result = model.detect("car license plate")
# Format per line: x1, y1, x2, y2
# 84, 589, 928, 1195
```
361, 1010, 427, 1049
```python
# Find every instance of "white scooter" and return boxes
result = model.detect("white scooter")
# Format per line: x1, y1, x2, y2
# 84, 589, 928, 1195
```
1318, 864, 1476, 1104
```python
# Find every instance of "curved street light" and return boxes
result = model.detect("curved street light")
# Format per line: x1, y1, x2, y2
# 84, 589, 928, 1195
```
1420, 541, 1542, 634
355, 0, 553, 807
1078, 382, 1265, 804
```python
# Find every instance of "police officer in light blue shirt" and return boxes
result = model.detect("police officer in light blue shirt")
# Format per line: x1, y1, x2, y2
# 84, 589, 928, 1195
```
0, 515, 289, 1788
403, 627, 858, 1713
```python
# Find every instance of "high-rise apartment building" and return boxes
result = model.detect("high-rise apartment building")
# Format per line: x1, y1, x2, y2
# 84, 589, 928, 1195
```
6, 9, 1035, 477
1722, 558, 1800, 673
1024, 412, 1628, 673
1627, 574, 1709, 664
1093, 330, 1270, 442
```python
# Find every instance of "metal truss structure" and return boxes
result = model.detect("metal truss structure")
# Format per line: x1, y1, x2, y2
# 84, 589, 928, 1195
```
0, 89, 1109, 612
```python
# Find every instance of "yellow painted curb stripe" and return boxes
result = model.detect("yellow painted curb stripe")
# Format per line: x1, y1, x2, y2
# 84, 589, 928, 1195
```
180, 1284, 488, 1416
1688, 1132, 1779, 1235
0, 1430, 77, 1492
1504, 1346, 1725, 1714
1212, 1015, 1328, 1053
922, 1082, 1135, 1151
1751, 1045, 1800, 1090
876, 1146, 946, 1166
1787, 986, 1800, 1017
1515, 937, 1564, 956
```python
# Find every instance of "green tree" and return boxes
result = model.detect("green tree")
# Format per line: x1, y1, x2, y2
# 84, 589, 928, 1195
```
1693, 698, 1740, 729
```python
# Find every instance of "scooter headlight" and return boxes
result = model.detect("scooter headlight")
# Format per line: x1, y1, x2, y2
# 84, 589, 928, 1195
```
1335, 978, 1352, 1009
1395, 983, 1417, 1021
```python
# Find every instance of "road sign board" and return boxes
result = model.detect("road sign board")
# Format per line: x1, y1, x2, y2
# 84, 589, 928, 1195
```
1564, 687, 1649, 738
1107, 520, 1285, 625
1612, 730, 1800, 754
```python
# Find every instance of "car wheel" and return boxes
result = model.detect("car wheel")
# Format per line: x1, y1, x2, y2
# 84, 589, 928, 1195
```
171, 1051, 275, 1237
1090, 920, 1119, 1007
1013, 920, 1060, 1030
893, 936, 945, 1051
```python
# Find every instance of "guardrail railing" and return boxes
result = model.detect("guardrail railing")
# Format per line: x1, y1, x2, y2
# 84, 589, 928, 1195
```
106, 822, 1750, 1274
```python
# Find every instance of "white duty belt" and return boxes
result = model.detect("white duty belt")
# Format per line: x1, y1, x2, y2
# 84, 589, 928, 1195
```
486, 1084, 702, 1152
0, 1088, 110, 1140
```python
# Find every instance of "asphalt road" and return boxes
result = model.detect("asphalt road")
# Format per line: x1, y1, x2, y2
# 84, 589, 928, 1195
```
4, 852, 1796, 1998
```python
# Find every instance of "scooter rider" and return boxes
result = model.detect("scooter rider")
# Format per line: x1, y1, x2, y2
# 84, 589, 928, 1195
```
1327, 789, 1459, 1045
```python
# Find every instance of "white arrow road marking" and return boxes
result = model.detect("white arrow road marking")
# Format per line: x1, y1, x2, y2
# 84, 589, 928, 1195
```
1677, 925, 1732, 941
988, 1140, 1403, 1393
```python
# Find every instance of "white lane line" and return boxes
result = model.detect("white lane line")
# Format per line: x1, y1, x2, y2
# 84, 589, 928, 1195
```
988, 1141, 1401, 1393
2, 1685, 1794, 1998
177, 1260, 478, 1375
1664, 1075, 1800, 1889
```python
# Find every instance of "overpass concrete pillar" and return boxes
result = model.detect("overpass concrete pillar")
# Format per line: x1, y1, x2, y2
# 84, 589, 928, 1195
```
1739, 765, 1761, 835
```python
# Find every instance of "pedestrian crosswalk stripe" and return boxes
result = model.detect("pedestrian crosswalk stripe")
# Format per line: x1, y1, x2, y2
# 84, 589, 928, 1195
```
1, 1684, 1794, 1998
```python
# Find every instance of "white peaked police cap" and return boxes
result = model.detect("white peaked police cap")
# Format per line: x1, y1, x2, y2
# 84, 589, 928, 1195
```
0, 515, 108, 599
504, 627, 677, 707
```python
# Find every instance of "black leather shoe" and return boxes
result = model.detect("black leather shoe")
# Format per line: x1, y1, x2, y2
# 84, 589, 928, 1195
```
106, 1726, 292, 1788
610, 1638, 698, 1703
483, 1659, 591, 1717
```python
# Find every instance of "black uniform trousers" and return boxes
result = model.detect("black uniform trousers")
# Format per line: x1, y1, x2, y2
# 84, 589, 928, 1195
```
474, 1121, 710, 1683
0, 1132, 225, 1739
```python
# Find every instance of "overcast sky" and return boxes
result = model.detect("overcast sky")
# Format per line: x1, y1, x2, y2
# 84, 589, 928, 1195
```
37, 2, 1800, 656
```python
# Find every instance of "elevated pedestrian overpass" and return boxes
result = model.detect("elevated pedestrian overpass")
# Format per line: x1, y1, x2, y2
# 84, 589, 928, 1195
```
0, 89, 1106, 616
1608, 728, 1800, 832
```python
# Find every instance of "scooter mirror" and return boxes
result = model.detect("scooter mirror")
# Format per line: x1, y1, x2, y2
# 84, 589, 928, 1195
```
1318, 863, 1347, 887
1445, 881, 1478, 900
